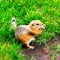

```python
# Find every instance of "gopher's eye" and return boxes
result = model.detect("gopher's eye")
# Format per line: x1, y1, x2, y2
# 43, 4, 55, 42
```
32, 24, 34, 26
36, 24, 39, 25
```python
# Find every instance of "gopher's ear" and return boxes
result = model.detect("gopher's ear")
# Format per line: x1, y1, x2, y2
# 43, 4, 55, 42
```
29, 21, 34, 26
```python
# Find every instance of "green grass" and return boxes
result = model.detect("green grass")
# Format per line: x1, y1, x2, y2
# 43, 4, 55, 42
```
0, 0, 60, 60
49, 43, 60, 60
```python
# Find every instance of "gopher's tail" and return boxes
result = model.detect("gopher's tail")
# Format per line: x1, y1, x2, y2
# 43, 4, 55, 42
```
11, 17, 17, 29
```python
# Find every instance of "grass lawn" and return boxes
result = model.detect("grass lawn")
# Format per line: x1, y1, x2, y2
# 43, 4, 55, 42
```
0, 0, 60, 60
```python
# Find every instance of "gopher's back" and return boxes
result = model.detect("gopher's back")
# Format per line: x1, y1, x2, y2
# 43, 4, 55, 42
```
15, 25, 29, 39
15, 25, 33, 43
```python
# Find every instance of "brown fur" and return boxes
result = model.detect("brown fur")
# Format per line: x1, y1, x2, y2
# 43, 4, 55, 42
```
15, 20, 45, 49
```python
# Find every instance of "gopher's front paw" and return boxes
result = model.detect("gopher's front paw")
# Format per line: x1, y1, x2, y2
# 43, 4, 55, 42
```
29, 46, 34, 49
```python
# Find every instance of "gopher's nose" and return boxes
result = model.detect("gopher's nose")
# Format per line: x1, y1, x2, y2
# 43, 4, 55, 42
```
39, 25, 45, 30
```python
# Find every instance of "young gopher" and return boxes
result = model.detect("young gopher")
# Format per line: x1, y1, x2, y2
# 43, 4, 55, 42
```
11, 17, 45, 49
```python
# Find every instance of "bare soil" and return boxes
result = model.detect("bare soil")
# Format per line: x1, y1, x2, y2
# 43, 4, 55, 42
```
23, 35, 60, 60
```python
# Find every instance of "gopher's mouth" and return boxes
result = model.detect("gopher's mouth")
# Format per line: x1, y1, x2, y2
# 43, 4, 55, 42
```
38, 27, 45, 30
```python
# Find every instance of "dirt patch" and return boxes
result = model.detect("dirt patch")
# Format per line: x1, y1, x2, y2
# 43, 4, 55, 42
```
56, 52, 60, 60
23, 42, 51, 60
23, 35, 60, 60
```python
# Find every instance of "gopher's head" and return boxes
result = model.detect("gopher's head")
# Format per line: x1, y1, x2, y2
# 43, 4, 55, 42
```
29, 20, 45, 35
